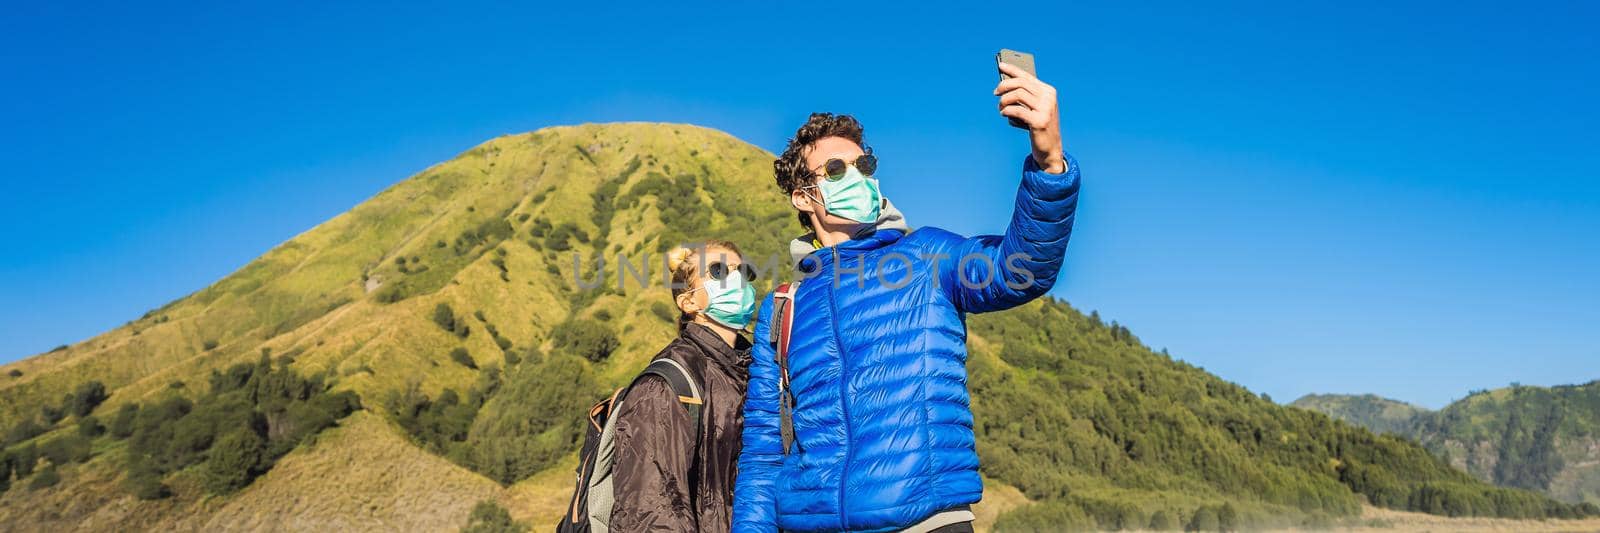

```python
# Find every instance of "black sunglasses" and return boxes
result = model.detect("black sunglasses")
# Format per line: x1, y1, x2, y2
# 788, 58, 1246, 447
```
811, 154, 878, 182
707, 261, 757, 282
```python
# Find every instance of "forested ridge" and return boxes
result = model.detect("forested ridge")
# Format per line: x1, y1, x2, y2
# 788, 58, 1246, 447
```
1298, 382, 1600, 507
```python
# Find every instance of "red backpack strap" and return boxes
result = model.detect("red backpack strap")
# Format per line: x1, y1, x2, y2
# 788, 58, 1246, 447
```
773, 283, 798, 386
771, 281, 800, 454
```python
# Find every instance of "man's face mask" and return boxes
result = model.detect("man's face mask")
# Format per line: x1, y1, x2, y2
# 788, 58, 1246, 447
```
803, 154, 881, 224
700, 261, 756, 329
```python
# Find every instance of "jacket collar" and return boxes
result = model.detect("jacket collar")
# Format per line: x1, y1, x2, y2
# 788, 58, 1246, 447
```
682, 322, 752, 379
790, 197, 912, 273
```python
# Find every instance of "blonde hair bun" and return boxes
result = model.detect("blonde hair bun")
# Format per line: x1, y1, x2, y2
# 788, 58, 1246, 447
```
665, 246, 695, 272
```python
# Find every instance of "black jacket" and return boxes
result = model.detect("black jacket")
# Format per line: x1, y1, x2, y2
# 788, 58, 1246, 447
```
609, 323, 752, 532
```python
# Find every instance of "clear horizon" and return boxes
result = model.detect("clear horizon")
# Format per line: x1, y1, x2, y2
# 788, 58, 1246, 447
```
3, 2, 1597, 409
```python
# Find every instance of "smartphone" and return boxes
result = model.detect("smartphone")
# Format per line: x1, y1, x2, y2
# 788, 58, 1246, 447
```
996, 49, 1037, 128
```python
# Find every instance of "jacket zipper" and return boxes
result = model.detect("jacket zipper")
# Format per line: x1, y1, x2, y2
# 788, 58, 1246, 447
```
826, 250, 853, 531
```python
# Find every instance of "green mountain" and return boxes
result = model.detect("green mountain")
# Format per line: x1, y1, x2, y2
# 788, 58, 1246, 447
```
0, 123, 1593, 531
1290, 394, 1430, 436
1295, 384, 1600, 507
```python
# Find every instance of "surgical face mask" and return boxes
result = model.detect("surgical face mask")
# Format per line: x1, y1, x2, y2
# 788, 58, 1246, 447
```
699, 268, 755, 329
804, 165, 881, 224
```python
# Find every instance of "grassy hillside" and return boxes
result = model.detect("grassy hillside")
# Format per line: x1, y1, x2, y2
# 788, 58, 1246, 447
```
1290, 394, 1430, 436
1299, 384, 1600, 506
0, 122, 1593, 531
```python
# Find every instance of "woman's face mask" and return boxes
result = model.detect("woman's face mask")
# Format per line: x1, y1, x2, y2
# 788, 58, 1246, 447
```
699, 264, 755, 329
804, 165, 881, 224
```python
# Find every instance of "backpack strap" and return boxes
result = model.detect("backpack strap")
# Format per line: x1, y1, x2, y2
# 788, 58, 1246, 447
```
771, 281, 800, 455
634, 358, 703, 444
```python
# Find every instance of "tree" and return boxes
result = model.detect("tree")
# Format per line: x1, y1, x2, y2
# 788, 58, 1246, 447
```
463, 355, 595, 484
433, 303, 470, 338
433, 303, 457, 331
1217, 502, 1240, 531
993, 501, 1095, 532
12, 443, 37, 477
0, 451, 14, 494
1187, 506, 1220, 532
125, 460, 168, 500
460, 499, 528, 533
78, 415, 105, 438
110, 403, 140, 439
41, 404, 65, 425
202, 428, 266, 494
67, 380, 108, 417
4, 418, 45, 446
1149, 510, 1178, 531
40, 435, 92, 465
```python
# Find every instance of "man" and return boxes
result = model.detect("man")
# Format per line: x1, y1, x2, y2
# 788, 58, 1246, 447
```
733, 62, 1081, 532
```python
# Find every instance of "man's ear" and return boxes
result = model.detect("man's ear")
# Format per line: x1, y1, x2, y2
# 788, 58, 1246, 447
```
791, 188, 815, 214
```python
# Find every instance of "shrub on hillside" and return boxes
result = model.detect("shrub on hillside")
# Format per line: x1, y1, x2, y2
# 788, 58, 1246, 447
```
550, 319, 619, 362
1073, 495, 1148, 531
40, 434, 92, 465
450, 347, 477, 369
460, 499, 529, 533
5, 419, 46, 446
433, 303, 470, 338
121, 357, 358, 498
1187, 506, 1220, 532
650, 301, 676, 323
109, 404, 139, 439
40, 404, 65, 425
993, 501, 1095, 532
124, 460, 168, 500
202, 428, 266, 494
77, 416, 105, 438
1217, 502, 1241, 531
374, 284, 409, 304
12, 443, 37, 477
389, 384, 480, 458
66, 380, 108, 417
1149, 510, 1178, 530
0, 451, 14, 493
28, 465, 59, 491
543, 222, 589, 252
464, 354, 598, 484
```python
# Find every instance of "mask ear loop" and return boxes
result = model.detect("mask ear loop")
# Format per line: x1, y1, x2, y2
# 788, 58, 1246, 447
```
798, 184, 830, 225
800, 186, 824, 206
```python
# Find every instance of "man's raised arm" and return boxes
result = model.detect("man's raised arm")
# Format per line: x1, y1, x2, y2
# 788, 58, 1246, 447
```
939, 61, 1082, 313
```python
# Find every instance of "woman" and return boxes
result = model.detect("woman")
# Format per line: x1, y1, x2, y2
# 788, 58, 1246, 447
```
608, 240, 756, 532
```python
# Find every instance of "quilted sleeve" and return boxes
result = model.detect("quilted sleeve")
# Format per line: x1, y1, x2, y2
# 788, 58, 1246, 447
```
941, 152, 1081, 313
732, 292, 782, 532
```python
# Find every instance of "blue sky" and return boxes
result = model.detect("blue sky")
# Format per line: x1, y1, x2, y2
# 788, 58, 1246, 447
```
2, 1, 1596, 408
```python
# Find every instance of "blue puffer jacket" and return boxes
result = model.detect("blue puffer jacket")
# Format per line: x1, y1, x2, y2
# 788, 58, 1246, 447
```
733, 154, 1082, 532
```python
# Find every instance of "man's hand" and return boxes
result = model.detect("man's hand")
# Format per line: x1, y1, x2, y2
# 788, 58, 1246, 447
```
995, 62, 1066, 174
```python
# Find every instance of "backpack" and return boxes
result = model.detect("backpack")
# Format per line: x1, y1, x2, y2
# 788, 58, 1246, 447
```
556, 357, 703, 533
771, 282, 800, 455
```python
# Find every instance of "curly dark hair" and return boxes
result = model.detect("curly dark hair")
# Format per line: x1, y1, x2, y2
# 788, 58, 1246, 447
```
774, 113, 868, 229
